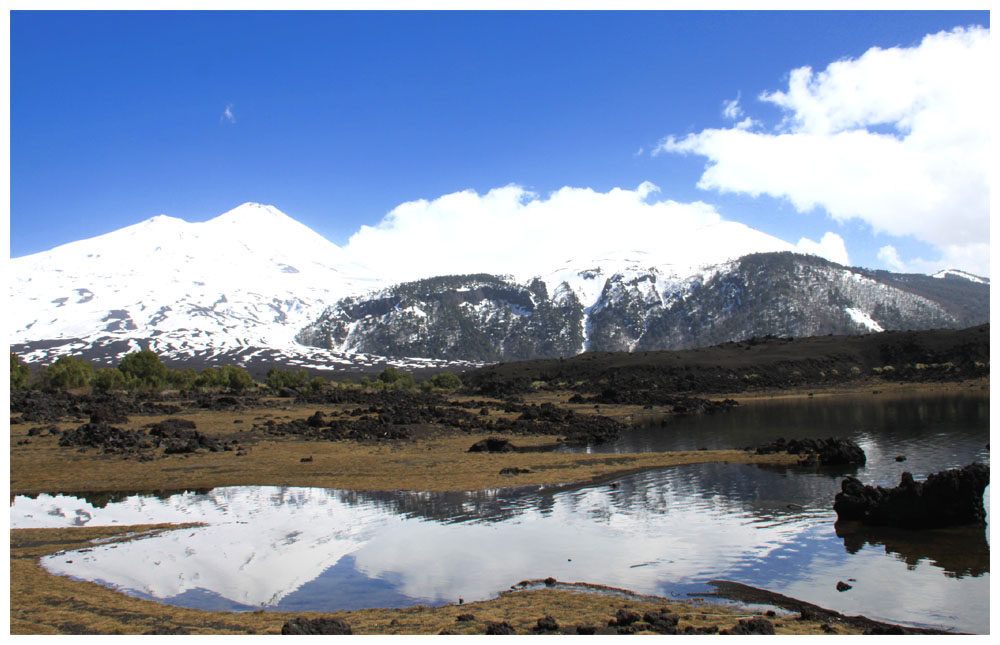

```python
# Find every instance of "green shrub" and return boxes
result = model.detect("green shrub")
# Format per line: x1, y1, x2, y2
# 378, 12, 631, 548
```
220, 365, 254, 392
119, 350, 168, 388
430, 372, 462, 390
309, 376, 327, 393
166, 368, 199, 390
195, 367, 224, 389
265, 368, 310, 390
43, 355, 94, 390
377, 367, 415, 390
197, 365, 254, 392
93, 367, 127, 392
10, 353, 29, 390
377, 366, 402, 384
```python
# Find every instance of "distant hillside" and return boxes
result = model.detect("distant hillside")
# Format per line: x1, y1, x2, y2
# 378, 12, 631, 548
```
298, 253, 989, 362
460, 324, 990, 398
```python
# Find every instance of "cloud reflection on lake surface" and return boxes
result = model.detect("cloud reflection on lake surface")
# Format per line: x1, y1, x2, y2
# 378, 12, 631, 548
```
11, 460, 989, 633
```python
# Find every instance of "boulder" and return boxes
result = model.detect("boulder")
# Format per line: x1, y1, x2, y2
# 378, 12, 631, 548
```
834, 462, 989, 528
280, 617, 352, 635
755, 437, 866, 465
721, 617, 776, 635
468, 437, 516, 453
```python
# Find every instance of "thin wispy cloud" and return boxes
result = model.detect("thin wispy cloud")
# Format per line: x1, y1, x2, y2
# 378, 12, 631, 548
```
221, 103, 236, 124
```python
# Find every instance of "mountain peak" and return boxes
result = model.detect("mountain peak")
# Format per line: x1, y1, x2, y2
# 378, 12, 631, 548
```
212, 202, 294, 225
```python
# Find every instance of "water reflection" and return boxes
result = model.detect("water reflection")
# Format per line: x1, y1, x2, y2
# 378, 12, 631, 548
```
11, 462, 990, 633
835, 521, 989, 579
600, 393, 989, 484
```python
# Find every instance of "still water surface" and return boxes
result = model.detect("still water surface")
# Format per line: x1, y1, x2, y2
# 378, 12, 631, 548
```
10, 393, 989, 633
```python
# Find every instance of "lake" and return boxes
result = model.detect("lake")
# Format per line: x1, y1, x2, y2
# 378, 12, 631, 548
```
10, 391, 989, 633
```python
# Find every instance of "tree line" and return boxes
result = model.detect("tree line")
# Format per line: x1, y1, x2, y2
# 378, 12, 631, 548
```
9, 351, 463, 394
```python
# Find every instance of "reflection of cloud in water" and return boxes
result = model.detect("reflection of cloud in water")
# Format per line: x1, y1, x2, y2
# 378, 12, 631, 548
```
8, 464, 989, 633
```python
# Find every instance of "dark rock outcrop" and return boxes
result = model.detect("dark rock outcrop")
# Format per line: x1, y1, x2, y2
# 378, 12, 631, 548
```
146, 418, 227, 454
834, 462, 989, 528
721, 617, 776, 635
468, 437, 516, 453
754, 437, 866, 465
484, 621, 516, 635
58, 423, 150, 455
280, 617, 352, 635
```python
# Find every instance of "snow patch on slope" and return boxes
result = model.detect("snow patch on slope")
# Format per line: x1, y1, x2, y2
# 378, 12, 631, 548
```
845, 307, 884, 333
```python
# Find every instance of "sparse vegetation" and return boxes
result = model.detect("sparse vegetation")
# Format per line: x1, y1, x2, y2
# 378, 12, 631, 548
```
430, 371, 462, 390
265, 367, 311, 391
10, 352, 29, 390
42, 355, 94, 390
119, 350, 169, 389
93, 367, 127, 392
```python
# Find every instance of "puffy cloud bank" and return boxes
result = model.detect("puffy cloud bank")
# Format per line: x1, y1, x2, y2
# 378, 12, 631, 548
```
343, 183, 844, 283
657, 26, 990, 277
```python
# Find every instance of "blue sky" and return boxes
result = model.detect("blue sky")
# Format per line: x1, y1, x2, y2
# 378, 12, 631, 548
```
9, 10, 991, 276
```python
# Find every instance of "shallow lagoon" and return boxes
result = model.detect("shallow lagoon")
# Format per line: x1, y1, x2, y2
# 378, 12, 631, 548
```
10, 392, 990, 633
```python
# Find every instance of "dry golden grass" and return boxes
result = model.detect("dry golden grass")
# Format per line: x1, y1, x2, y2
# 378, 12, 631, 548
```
10, 524, 863, 635
10, 400, 804, 494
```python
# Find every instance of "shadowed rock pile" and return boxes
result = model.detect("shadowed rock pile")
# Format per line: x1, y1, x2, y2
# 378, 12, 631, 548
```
58, 423, 151, 455
11, 390, 182, 424
754, 437, 866, 465
146, 418, 232, 454
834, 462, 989, 528
280, 617, 352, 635
574, 389, 739, 415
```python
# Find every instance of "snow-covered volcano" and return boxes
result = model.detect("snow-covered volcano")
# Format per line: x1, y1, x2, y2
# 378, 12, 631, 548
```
8, 203, 396, 368
11, 201, 988, 370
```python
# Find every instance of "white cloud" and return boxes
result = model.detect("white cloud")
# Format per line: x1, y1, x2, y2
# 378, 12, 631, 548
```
655, 26, 990, 277
221, 103, 236, 124
796, 232, 849, 266
341, 184, 795, 284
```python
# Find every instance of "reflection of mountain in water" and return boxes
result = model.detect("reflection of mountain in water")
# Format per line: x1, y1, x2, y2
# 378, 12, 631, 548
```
836, 521, 989, 579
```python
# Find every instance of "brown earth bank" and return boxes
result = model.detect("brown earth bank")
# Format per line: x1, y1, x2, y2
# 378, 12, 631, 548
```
10, 524, 889, 635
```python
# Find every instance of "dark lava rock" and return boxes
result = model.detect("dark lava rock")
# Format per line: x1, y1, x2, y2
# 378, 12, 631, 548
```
280, 617, 352, 635
683, 625, 719, 634
300, 456, 313, 463
720, 617, 776, 635
643, 609, 680, 634
609, 609, 642, 627
456, 614, 476, 622
864, 624, 906, 635
499, 467, 531, 475
573, 624, 597, 635
143, 625, 190, 635
484, 621, 516, 635
821, 623, 838, 634
147, 418, 225, 454
27, 424, 59, 437
755, 437, 866, 465
543, 577, 557, 586
58, 423, 150, 455
834, 462, 990, 528
469, 437, 516, 453
534, 616, 560, 632
89, 406, 130, 425
895, 455, 907, 462
836, 581, 852, 592
307, 411, 326, 428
